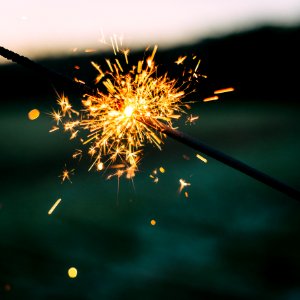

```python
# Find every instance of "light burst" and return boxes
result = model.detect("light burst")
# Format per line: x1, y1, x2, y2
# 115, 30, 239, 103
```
51, 44, 200, 178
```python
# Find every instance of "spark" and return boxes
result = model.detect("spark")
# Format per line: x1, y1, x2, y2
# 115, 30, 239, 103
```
72, 149, 82, 160
194, 59, 201, 72
48, 198, 62, 215
150, 219, 156, 226
68, 267, 78, 278
84, 49, 96, 53
214, 87, 235, 94
175, 56, 187, 65
179, 178, 191, 193
49, 109, 62, 125
60, 168, 74, 183
74, 78, 86, 85
186, 114, 199, 125
49, 126, 59, 133
51, 42, 202, 179
150, 167, 165, 183
150, 174, 159, 183
97, 162, 104, 171
159, 167, 165, 173
28, 109, 40, 120
203, 95, 219, 102
196, 153, 208, 163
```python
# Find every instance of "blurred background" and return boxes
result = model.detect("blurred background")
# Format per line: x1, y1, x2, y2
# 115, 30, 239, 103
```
1, 1, 300, 299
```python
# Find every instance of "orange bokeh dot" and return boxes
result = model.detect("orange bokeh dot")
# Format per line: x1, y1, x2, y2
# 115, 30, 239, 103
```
28, 109, 40, 120
150, 219, 156, 226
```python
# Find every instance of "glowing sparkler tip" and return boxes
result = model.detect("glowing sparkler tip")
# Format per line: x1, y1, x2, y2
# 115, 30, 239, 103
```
124, 105, 134, 117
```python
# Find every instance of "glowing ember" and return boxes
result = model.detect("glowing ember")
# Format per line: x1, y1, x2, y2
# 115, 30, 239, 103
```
214, 87, 235, 94
60, 168, 74, 183
186, 114, 199, 125
48, 198, 62, 215
159, 167, 165, 173
28, 109, 40, 120
84, 49, 96, 53
150, 219, 156, 226
179, 178, 191, 193
175, 55, 187, 65
203, 95, 219, 102
68, 267, 78, 278
196, 153, 208, 163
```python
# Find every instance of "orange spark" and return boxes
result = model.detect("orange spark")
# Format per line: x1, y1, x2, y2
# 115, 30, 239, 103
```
150, 219, 156, 226
214, 87, 235, 94
186, 114, 199, 125
203, 96, 219, 102
159, 167, 165, 173
196, 153, 208, 163
49, 126, 59, 133
60, 168, 74, 183
84, 49, 96, 53
48, 198, 62, 215
179, 178, 191, 193
28, 109, 40, 120
175, 56, 187, 65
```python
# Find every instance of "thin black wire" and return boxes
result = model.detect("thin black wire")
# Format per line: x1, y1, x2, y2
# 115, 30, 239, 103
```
147, 120, 300, 201
0, 46, 94, 95
1, 45, 299, 201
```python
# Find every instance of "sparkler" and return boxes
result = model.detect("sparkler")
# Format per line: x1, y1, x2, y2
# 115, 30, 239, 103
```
1, 45, 300, 201
49, 44, 195, 179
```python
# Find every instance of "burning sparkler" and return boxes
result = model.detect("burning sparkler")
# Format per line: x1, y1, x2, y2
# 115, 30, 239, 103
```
50, 44, 199, 178
1, 45, 299, 200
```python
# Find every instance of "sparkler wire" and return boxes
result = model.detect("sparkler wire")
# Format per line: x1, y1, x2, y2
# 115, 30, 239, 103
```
1, 46, 299, 201
146, 119, 300, 201
0, 46, 94, 95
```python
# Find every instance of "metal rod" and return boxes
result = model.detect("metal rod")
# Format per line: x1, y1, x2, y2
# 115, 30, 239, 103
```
145, 119, 300, 200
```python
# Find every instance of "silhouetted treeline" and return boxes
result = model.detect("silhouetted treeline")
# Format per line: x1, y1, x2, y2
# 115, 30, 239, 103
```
1, 25, 299, 105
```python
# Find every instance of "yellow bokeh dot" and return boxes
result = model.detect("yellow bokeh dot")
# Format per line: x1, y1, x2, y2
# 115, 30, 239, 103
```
68, 267, 78, 278
28, 109, 40, 120
150, 219, 156, 226
159, 167, 165, 173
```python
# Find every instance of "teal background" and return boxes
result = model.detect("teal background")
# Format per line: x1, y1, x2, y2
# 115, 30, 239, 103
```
1, 26, 300, 299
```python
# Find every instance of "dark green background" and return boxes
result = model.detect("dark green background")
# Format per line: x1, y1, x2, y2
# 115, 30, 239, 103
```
1, 26, 300, 299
